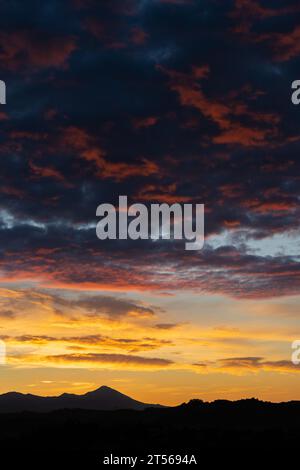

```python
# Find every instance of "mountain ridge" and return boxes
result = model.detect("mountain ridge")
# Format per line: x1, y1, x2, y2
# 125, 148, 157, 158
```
0, 385, 165, 413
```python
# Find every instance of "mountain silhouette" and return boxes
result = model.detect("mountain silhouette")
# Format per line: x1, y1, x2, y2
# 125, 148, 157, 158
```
0, 397, 299, 467
0, 385, 163, 412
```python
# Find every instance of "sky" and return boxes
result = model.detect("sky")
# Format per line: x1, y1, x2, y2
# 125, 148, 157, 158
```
0, 0, 300, 405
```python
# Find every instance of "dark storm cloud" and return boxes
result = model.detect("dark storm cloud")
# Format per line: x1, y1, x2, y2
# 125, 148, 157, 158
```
1, 0, 300, 298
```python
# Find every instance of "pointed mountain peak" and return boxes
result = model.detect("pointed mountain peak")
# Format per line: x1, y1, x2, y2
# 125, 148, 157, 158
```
96, 385, 115, 392
84, 385, 123, 396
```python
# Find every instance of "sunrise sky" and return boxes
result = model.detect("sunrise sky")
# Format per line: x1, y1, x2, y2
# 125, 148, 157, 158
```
0, 0, 300, 405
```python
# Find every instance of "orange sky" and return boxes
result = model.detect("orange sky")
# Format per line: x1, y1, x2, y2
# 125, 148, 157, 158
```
1, 283, 299, 405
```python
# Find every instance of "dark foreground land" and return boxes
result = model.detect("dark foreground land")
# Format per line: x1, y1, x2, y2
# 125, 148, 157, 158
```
0, 399, 299, 466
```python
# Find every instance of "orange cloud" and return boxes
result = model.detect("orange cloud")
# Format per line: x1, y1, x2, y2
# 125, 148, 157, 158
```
213, 125, 273, 147
241, 199, 297, 214
84, 18, 126, 50
230, 0, 300, 35
130, 27, 148, 45
137, 183, 191, 203
133, 116, 159, 129
2, 334, 173, 353
11, 352, 174, 370
160, 65, 279, 146
60, 126, 160, 181
0, 31, 76, 71
0, 112, 8, 121
266, 26, 300, 62
29, 161, 69, 185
